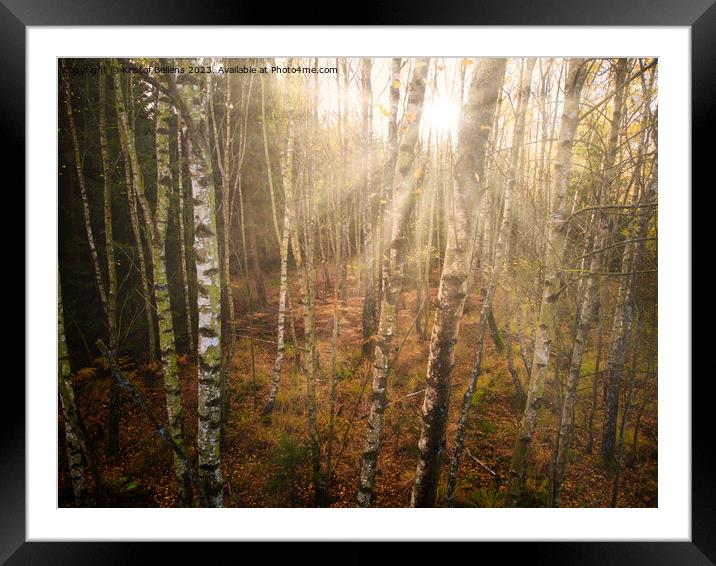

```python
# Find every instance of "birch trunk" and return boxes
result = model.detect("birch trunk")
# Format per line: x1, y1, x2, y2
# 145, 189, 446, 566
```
372, 57, 402, 324
113, 69, 192, 502
245, 191, 267, 306
263, 97, 296, 416
260, 76, 282, 247
98, 74, 118, 356
413, 140, 429, 337
601, 67, 657, 463
503, 283, 527, 405
64, 69, 122, 455
326, 169, 342, 497
586, 300, 604, 454
281, 74, 322, 502
237, 177, 249, 275
58, 281, 87, 504
611, 312, 641, 507
263, 201, 290, 417
112, 69, 156, 248
412, 58, 507, 507
601, 178, 656, 463
357, 58, 430, 507
299, 169, 323, 504
97, 72, 121, 457
176, 119, 195, 354
423, 148, 439, 339
337, 59, 349, 305
504, 58, 588, 507
361, 59, 378, 357
174, 65, 224, 507
551, 59, 628, 506
153, 91, 192, 505
444, 58, 531, 504
218, 76, 235, 437
309, 68, 327, 502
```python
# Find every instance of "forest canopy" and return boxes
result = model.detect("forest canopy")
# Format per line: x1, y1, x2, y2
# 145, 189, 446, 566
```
58, 57, 658, 508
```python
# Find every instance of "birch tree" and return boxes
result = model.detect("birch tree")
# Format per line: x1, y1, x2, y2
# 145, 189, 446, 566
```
262, 200, 290, 416
95, 71, 123, 457
212, 71, 237, 432
601, 177, 657, 464
176, 118, 195, 354
600, 63, 657, 465
504, 58, 588, 507
172, 63, 225, 507
367, 57, 403, 356
299, 155, 323, 504
113, 70, 192, 504
262, 82, 295, 416
153, 90, 192, 504
551, 59, 628, 506
360, 59, 377, 357
62, 67, 120, 454
444, 58, 532, 504
57, 57, 659, 510
58, 281, 87, 505
411, 58, 507, 507
357, 58, 430, 507
300, 72, 324, 505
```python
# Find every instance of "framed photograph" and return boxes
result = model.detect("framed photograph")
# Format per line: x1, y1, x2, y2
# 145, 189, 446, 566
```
9, 0, 705, 562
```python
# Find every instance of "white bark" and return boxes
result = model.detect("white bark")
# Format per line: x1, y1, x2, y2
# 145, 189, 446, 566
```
411, 58, 507, 507
445, 59, 533, 504
357, 58, 430, 507
174, 62, 224, 507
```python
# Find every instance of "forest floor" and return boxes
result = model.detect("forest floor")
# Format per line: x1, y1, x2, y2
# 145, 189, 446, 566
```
59, 264, 658, 508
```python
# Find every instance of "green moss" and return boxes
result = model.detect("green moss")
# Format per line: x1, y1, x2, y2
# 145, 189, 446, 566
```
470, 388, 486, 408
476, 418, 495, 435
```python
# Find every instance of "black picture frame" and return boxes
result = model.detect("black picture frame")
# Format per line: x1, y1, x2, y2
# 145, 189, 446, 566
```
8, 2, 704, 563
